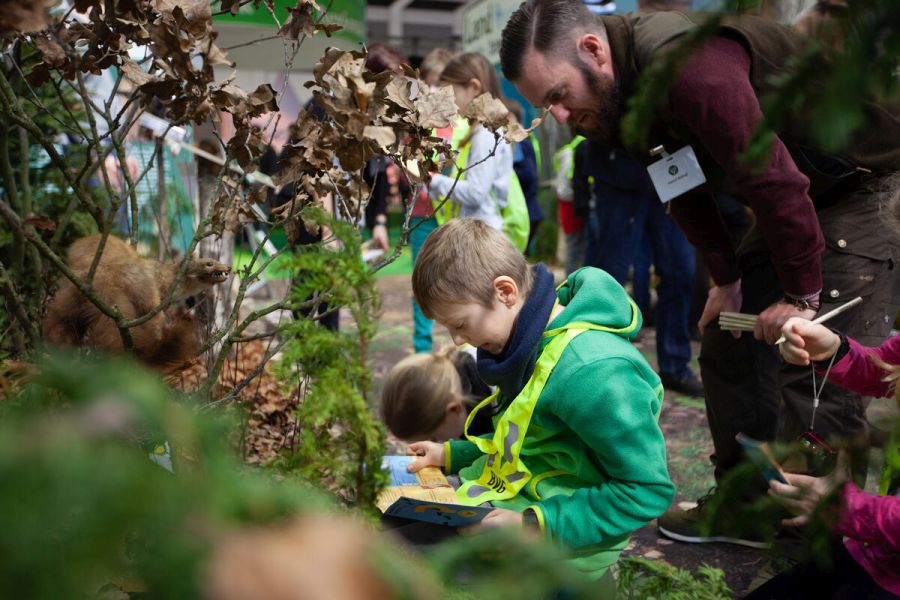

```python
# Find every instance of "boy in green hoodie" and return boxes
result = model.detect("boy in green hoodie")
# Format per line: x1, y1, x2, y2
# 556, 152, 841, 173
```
406, 218, 674, 581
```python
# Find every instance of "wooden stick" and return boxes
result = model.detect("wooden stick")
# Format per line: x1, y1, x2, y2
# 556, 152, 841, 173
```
774, 296, 863, 345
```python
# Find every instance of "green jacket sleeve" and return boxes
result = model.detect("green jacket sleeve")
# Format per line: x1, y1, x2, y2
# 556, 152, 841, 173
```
446, 439, 483, 475
536, 358, 674, 548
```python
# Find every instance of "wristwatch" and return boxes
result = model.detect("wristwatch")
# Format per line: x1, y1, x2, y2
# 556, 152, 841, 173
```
783, 295, 820, 312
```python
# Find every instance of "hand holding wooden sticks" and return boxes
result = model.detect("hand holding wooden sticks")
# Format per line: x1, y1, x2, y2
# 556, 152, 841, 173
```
717, 296, 864, 345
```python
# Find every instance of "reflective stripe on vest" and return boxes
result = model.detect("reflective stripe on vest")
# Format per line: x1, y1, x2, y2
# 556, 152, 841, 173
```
456, 300, 640, 505
552, 135, 586, 180
529, 133, 542, 178
432, 117, 471, 225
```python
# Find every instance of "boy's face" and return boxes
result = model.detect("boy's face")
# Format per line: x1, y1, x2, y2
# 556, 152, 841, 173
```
429, 276, 522, 355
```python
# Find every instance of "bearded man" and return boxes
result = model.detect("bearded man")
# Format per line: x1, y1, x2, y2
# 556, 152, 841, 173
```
499, 0, 900, 547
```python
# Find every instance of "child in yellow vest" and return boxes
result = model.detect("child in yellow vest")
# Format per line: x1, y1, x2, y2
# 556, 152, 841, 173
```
427, 53, 528, 251
407, 218, 674, 582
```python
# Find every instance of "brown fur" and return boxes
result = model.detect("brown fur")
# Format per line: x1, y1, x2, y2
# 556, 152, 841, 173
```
42, 235, 230, 370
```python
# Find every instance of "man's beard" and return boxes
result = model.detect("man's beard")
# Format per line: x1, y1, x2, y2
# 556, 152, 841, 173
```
572, 60, 620, 145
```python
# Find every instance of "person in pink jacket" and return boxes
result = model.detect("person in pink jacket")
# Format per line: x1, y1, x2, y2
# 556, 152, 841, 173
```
747, 318, 900, 599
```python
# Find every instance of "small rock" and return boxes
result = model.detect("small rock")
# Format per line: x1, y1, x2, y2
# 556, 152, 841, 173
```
643, 550, 664, 560
656, 538, 674, 545
677, 501, 698, 511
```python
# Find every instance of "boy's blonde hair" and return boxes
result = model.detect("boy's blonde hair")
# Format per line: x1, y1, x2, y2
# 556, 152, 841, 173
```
412, 219, 532, 318
381, 348, 462, 440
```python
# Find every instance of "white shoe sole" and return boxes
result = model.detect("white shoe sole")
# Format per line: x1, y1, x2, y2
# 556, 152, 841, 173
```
657, 524, 771, 550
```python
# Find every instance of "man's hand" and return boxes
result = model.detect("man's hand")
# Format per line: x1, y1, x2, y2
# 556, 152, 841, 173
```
779, 318, 841, 366
755, 301, 816, 346
699, 279, 743, 337
405, 441, 445, 472
460, 508, 524, 535
768, 451, 850, 526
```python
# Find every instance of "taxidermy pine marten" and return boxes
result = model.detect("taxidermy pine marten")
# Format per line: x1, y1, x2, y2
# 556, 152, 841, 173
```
42, 234, 230, 371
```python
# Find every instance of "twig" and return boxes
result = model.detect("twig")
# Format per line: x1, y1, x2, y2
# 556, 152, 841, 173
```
0, 261, 39, 348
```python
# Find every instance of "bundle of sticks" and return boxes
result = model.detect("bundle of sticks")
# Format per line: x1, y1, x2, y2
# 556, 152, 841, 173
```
717, 296, 864, 344
718, 312, 758, 332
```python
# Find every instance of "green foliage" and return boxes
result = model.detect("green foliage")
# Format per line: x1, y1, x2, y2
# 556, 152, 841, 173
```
749, 0, 900, 160
274, 206, 387, 510
0, 352, 332, 598
621, 0, 900, 171
425, 528, 599, 600
616, 557, 731, 599
0, 43, 97, 358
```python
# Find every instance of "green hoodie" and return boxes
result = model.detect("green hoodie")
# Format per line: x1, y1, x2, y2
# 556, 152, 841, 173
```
447, 267, 674, 578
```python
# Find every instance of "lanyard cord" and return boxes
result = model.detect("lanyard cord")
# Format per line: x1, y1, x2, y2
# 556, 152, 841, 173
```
809, 350, 839, 431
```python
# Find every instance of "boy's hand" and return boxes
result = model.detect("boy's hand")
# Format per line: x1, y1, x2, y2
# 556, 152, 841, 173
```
779, 318, 841, 365
405, 441, 445, 472
460, 508, 525, 535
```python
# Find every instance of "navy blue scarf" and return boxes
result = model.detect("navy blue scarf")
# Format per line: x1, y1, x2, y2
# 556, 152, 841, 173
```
476, 263, 556, 400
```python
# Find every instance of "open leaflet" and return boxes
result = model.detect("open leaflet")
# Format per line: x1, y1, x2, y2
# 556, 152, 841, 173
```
377, 456, 493, 527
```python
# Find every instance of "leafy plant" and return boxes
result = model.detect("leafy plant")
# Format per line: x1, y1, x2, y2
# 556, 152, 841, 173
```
272, 207, 387, 508
616, 556, 732, 599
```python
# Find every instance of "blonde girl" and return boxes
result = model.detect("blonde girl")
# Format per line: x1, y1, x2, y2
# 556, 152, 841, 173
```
426, 52, 515, 232
381, 348, 493, 442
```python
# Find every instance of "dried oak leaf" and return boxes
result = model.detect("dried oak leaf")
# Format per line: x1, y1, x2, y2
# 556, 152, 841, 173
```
362, 126, 395, 152
414, 85, 457, 130
33, 34, 67, 68
314, 22, 341, 37
277, 0, 318, 41
218, 0, 241, 15
0, 0, 51, 35
504, 113, 546, 144
246, 83, 278, 117
248, 185, 268, 206
205, 42, 234, 67
464, 93, 510, 131
120, 57, 159, 86
226, 125, 266, 170
383, 75, 415, 113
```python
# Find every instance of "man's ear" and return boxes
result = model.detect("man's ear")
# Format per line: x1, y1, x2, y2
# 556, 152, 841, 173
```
577, 34, 608, 68
493, 275, 520, 307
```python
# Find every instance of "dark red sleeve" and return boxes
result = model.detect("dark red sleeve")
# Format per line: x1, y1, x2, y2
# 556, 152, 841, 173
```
667, 36, 824, 297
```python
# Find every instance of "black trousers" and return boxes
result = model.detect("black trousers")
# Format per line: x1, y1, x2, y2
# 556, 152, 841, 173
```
700, 174, 900, 484
744, 540, 899, 600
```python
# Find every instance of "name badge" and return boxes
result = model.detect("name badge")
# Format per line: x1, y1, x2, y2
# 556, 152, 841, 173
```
646, 145, 706, 203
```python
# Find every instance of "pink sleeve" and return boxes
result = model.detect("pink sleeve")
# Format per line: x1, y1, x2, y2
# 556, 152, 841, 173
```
825, 335, 900, 398
834, 482, 900, 550
667, 36, 824, 297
